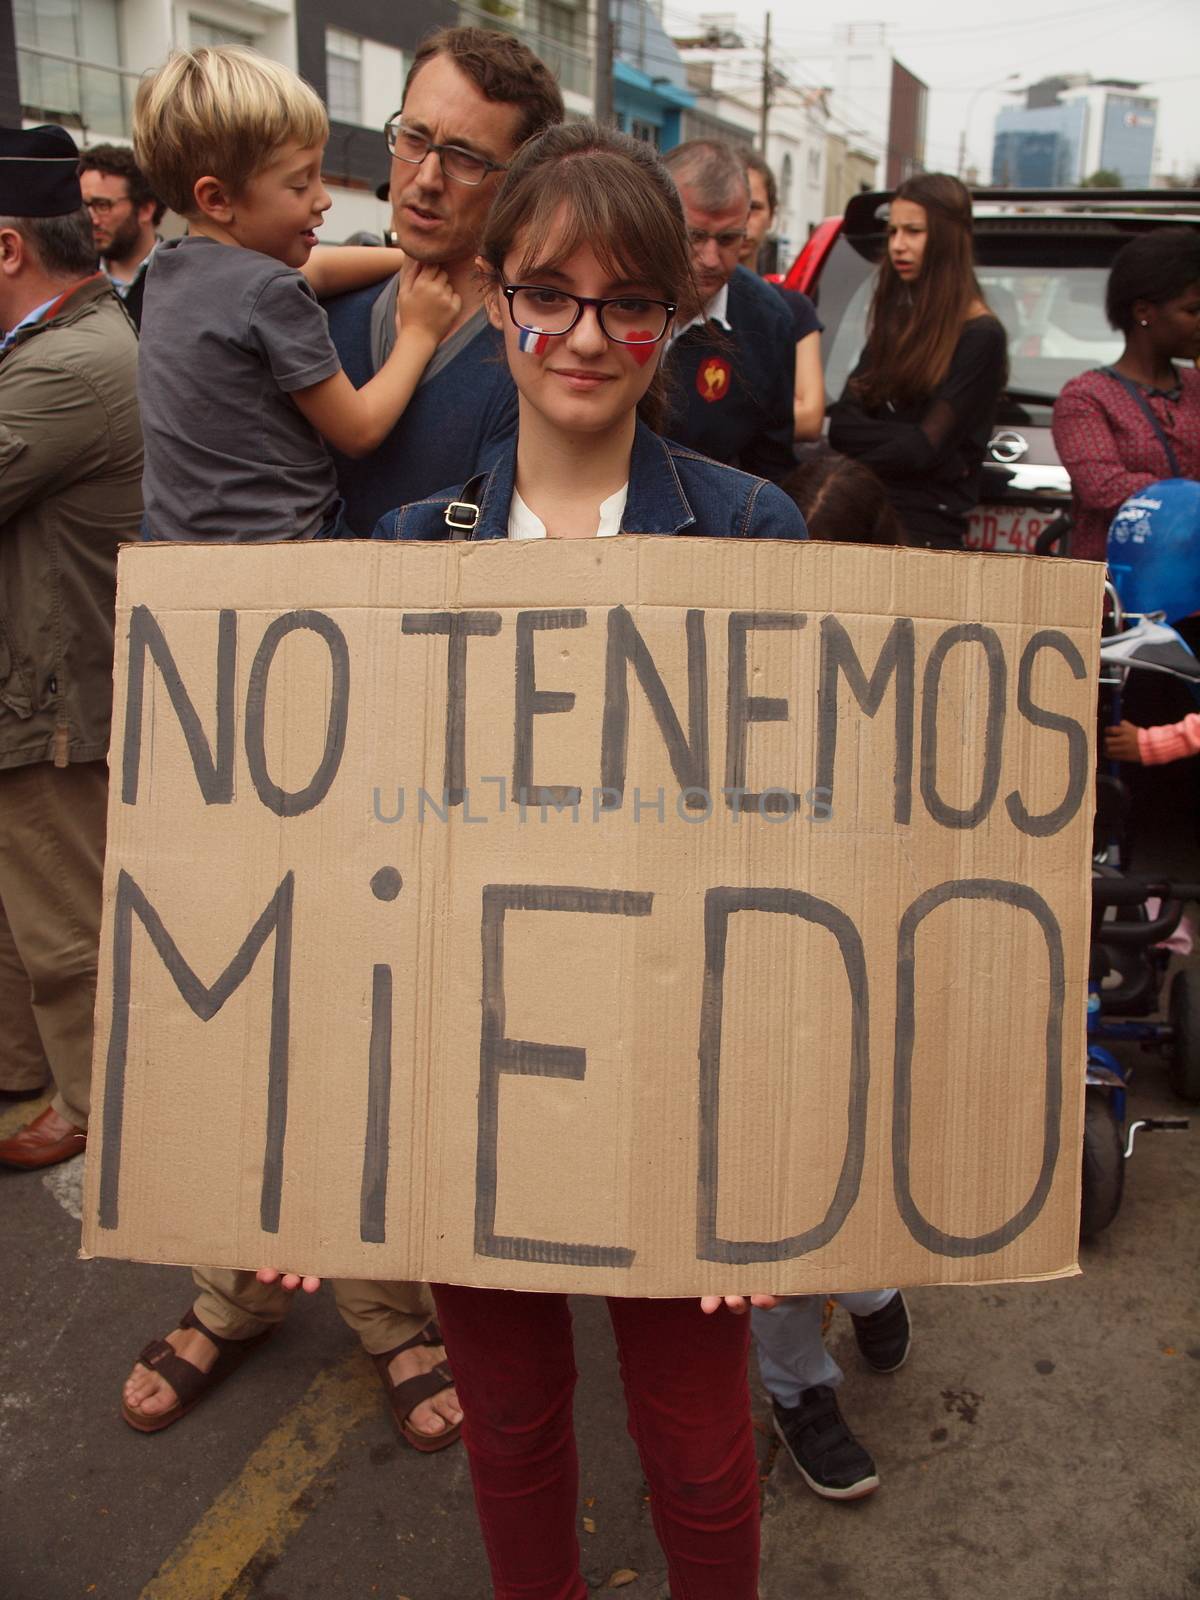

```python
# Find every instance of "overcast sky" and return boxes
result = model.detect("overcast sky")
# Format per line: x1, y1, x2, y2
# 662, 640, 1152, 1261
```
663, 0, 1200, 182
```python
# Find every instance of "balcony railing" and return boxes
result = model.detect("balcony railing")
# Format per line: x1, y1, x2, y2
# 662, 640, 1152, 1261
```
16, 44, 142, 141
455, 3, 593, 100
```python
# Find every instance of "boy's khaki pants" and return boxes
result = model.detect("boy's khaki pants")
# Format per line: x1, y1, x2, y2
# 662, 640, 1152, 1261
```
192, 1268, 434, 1355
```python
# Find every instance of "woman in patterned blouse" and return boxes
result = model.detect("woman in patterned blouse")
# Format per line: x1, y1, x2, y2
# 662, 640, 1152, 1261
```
1053, 229, 1200, 561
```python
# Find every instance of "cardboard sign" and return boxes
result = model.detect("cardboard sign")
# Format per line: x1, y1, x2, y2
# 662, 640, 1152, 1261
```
82, 539, 1104, 1295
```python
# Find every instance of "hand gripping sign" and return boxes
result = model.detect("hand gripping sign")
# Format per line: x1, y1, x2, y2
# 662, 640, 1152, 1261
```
83, 538, 1103, 1296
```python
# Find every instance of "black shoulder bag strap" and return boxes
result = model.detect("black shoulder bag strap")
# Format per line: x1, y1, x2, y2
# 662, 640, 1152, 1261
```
443, 473, 488, 540
1102, 367, 1181, 478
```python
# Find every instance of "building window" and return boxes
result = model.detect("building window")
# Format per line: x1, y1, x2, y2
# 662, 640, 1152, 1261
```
189, 16, 256, 49
15, 0, 127, 135
534, 0, 580, 46
326, 28, 363, 126
630, 118, 660, 148
807, 148, 820, 183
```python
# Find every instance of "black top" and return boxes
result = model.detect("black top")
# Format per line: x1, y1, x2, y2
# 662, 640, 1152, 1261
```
664, 265, 797, 485
773, 286, 823, 344
827, 315, 1008, 547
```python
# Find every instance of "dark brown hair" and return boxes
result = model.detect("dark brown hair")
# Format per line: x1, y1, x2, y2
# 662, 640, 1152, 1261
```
79, 142, 165, 224
404, 26, 565, 150
479, 121, 697, 432
740, 147, 777, 215
782, 453, 906, 544
853, 173, 1000, 410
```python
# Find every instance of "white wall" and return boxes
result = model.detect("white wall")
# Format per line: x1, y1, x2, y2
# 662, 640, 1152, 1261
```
324, 184, 392, 243
361, 39, 405, 133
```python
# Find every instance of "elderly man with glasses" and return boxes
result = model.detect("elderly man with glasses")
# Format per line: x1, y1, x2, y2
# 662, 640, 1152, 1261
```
321, 26, 564, 535
662, 140, 797, 485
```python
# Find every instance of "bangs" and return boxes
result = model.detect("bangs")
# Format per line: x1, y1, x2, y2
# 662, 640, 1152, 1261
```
507, 155, 681, 299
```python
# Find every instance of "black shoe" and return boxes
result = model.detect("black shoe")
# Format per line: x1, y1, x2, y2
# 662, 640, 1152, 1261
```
772, 1385, 879, 1500
851, 1291, 911, 1374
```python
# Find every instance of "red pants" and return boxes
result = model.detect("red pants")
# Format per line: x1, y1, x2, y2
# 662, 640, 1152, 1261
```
432, 1286, 760, 1600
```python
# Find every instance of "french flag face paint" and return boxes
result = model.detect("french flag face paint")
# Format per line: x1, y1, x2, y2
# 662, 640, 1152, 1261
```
518, 327, 550, 356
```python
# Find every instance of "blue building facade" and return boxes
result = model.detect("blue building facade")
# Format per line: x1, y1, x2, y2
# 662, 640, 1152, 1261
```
612, 0, 694, 149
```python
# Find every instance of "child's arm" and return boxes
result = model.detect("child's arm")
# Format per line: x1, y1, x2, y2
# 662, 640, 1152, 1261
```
301, 244, 407, 298
1106, 714, 1200, 765
292, 258, 460, 458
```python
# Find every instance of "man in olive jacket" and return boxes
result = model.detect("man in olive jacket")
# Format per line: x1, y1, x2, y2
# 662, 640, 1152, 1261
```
0, 125, 141, 1169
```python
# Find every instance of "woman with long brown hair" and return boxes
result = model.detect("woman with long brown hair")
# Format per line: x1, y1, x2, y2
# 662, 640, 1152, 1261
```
828, 173, 1007, 549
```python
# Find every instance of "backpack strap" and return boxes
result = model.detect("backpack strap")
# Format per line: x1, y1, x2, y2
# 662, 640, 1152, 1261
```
1101, 367, 1181, 478
443, 472, 489, 540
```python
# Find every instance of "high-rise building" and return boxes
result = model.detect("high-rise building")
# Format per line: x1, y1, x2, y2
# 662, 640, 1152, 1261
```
992, 76, 1158, 188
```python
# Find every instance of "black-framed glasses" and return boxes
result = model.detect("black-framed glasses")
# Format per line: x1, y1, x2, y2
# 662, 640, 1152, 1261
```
687, 227, 748, 251
501, 282, 677, 346
383, 116, 507, 186
82, 196, 129, 215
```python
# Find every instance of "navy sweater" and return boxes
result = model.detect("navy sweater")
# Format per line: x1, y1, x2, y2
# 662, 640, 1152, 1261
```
324, 283, 518, 534
663, 266, 797, 485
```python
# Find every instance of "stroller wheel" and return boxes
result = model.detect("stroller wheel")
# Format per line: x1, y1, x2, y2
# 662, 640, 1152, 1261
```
1080, 1089, 1125, 1240
1166, 969, 1200, 1103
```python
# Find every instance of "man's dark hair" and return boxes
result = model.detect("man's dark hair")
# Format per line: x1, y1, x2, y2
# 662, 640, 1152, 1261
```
741, 148, 777, 215
79, 142, 166, 225
404, 26, 565, 150
1106, 227, 1200, 332
0, 208, 98, 277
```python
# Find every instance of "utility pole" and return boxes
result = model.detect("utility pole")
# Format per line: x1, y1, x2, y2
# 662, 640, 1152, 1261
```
594, 0, 615, 126
759, 10, 772, 150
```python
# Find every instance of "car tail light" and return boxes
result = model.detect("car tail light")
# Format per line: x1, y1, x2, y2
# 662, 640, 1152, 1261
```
784, 219, 842, 294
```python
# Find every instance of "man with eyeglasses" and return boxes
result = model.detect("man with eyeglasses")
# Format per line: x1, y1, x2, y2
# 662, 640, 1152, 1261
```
79, 145, 164, 331
661, 140, 796, 485
323, 26, 563, 534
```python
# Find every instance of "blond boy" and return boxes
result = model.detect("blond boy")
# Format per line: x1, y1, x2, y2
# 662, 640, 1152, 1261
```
133, 47, 459, 538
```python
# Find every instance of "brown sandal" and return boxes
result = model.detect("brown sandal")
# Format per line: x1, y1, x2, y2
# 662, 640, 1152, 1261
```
370, 1319, 461, 1453
121, 1307, 273, 1434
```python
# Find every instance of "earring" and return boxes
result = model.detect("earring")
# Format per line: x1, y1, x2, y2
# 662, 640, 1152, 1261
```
1139, 319, 1149, 326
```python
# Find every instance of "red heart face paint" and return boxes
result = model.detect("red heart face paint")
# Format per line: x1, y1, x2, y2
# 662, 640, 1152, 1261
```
627, 334, 656, 367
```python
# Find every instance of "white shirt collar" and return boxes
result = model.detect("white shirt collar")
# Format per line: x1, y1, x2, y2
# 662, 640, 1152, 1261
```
670, 279, 732, 343
508, 485, 628, 540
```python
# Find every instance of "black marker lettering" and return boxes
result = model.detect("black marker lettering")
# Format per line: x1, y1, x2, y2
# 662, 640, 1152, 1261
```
513, 610, 585, 808
1005, 630, 1089, 837
122, 605, 236, 805
697, 887, 869, 1264
98, 870, 294, 1233
402, 611, 502, 805
892, 879, 1064, 1256
477, 884, 653, 1267
360, 964, 393, 1244
919, 625, 1007, 829
600, 606, 709, 810
816, 616, 915, 824
244, 611, 350, 817
725, 613, 807, 814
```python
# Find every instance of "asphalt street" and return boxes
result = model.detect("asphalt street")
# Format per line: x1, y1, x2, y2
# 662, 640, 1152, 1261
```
3, 771, 1199, 1600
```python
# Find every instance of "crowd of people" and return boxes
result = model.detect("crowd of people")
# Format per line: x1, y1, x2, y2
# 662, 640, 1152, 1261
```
2, 22, 1199, 1599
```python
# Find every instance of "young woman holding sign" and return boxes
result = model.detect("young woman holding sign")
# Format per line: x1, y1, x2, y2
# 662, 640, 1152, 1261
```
270, 122, 803, 1599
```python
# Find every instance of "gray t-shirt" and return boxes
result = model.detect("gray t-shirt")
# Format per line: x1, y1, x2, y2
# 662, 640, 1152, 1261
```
139, 236, 342, 540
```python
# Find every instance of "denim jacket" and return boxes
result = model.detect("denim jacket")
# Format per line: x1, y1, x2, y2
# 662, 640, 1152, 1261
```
371, 421, 808, 541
